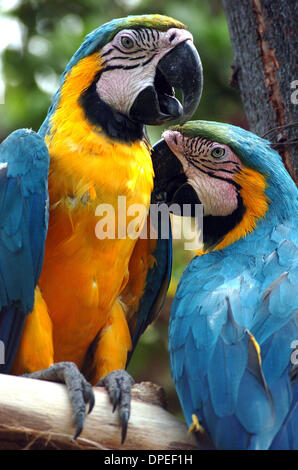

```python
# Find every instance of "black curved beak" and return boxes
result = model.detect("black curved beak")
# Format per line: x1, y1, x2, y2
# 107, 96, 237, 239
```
157, 40, 203, 124
151, 138, 201, 211
130, 40, 203, 126
151, 138, 186, 204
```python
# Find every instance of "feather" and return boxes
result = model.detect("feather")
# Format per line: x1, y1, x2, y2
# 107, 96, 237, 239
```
0, 129, 49, 373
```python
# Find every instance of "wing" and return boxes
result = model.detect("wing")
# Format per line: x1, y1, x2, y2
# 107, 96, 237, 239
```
270, 365, 297, 450
124, 212, 172, 365
254, 224, 298, 450
169, 240, 298, 450
0, 129, 49, 373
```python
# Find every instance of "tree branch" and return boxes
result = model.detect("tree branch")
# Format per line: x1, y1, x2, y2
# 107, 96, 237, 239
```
0, 374, 204, 450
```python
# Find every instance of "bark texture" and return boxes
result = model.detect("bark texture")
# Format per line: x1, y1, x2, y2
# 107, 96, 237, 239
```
222, 0, 298, 182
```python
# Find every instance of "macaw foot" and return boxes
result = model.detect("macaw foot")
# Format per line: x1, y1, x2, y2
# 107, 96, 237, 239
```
23, 361, 95, 440
97, 369, 134, 444
187, 414, 205, 435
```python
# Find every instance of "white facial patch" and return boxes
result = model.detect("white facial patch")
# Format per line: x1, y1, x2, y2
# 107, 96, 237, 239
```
163, 130, 243, 217
187, 168, 239, 216
96, 27, 193, 115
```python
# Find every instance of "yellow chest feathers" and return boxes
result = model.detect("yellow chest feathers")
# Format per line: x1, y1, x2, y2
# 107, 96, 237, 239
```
46, 130, 154, 212
45, 51, 154, 211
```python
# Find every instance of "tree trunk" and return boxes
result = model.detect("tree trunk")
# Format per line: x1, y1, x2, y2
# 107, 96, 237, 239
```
222, 0, 297, 182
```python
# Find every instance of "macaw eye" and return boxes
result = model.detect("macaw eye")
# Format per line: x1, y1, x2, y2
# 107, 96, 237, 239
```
120, 35, 134, 49
211, 147, 225, 158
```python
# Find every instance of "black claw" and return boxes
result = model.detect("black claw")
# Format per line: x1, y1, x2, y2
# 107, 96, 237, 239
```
112, 387, 121, 412
97, 369, 134, 443
121, 421, 128, 444
83, 383, 95, 414
88, 395, 95, 414
73, 414, 85, 440
120, 409, 130, 444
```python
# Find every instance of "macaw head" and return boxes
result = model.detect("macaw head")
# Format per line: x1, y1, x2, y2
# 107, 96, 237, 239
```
41, 15, 202, 142
152, 120, 297, 251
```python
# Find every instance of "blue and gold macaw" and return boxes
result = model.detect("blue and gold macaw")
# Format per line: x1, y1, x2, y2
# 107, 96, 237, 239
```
0, 15, 202, 440
152, 120, 298, 450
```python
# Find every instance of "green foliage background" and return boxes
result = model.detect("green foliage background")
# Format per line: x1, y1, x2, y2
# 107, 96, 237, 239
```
0, 0, 246, 419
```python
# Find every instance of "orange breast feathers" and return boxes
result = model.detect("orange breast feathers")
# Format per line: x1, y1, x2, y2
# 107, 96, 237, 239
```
34, 53, 155, 379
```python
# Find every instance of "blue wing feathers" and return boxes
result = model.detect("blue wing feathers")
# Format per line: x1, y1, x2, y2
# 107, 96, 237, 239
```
169, 214, 298, 449
0, 176, 35, 311
262, 317, 297, 386
235, 369, 274, 436
208, 337, 249, 417
28, 192, 49, 284
0, 129, 49, 374
270, 376, 298, 450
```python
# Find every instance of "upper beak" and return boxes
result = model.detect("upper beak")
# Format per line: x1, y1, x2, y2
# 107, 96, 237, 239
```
130, 40, 203, 126
157, 40, 203, 124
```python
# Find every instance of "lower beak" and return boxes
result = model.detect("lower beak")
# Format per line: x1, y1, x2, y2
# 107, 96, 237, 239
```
151, 138, 202, 209
130, 40, 203, 126
151, 138, 186, 204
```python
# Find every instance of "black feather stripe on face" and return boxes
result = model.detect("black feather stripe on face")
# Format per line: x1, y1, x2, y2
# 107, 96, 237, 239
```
101, 28, 160, 72
203, 193, 246, 250
181, 135, 242, 187
79, 70, 145, 142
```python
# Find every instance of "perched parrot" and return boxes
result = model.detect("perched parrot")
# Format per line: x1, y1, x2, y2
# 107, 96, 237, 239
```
0, 15, 203, 440
151, 120, 298, 450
